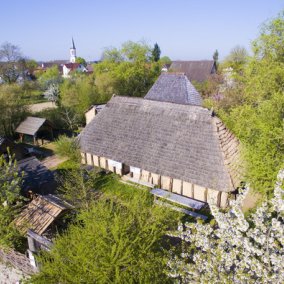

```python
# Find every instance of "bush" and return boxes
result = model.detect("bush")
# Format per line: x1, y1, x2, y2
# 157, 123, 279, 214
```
54, 136, 81, 163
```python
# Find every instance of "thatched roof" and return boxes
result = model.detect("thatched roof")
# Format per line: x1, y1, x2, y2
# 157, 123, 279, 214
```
170, 60, 216, 82
80, 96, 241, 192
145, 73, 202, 106
15, 117, 50, 136
15, 194, 72, 235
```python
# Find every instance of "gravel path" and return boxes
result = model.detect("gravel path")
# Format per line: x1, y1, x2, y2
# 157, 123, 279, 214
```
0, 263, 29, 284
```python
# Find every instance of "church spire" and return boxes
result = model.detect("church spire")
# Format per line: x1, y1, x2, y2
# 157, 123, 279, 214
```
72, 37, 76, 50
70, 37, 77, 63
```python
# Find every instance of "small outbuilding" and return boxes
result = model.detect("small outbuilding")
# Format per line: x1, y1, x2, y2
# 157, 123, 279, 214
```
15, 116, 54, 145
15, 194, 73, 268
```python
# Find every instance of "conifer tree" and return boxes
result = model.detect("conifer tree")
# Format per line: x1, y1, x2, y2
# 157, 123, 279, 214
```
0, 153, 25, 249
152, 43, 161, 62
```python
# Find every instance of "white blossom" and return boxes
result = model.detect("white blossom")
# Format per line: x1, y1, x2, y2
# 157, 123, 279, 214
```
168, 170, 284, 283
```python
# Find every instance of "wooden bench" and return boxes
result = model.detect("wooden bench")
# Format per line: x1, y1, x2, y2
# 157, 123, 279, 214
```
151, 188, 208, 220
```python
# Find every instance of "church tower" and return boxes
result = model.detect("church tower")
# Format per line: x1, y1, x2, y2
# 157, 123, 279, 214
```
70, 38, 77, 63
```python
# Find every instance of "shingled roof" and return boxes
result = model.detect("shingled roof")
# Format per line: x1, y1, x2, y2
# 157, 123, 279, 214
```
15, 194, 73, 235
15, 117, 48, 136
80, 96, 241, 192
145, 73, 202, 106
170, 60, 216, 82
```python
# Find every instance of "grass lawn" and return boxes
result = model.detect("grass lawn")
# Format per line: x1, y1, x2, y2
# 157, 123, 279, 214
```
54, 160, 209, 223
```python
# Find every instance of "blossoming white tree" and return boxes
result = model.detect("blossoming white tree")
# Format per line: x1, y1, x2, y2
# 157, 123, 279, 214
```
168, 170, 284, 283
44, 83, 60, 104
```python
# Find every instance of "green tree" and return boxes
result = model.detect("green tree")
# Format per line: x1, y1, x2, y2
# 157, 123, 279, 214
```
209, 11, 284, 194
0, 84, 28, 136
60, 75, 97, 118
253, 10, 284, 62
54, 135, 81, 163
223, 45, 248, 76
94, 41, 161, 99
121, 40, 152, 62
75, 57, 87, 66
213, 49, 219, 65
38, 65, 62, 88
25, 59, 38, 73
58, 167, 99, 210
159, 56, 171, 65
152, 43, 161, 62
29, 191, 177, 283
0, 154, 25, 249
101, 47, 123, 63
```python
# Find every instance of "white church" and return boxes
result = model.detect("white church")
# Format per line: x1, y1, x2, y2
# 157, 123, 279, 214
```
62, 38, 88, 78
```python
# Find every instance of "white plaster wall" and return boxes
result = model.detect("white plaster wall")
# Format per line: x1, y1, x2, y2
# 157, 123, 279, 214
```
86, 153, 93, 166
183, 182, 193, 198
172, 179, 182, 194
193, 185, 207, 202
161, 176, 171, 191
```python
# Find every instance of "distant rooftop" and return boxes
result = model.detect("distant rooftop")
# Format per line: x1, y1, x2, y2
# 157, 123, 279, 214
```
170, 60, 216, 82
145, 73, 202, 106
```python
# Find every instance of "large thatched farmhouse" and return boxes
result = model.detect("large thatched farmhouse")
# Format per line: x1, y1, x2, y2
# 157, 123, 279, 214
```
79, 81, 241, 208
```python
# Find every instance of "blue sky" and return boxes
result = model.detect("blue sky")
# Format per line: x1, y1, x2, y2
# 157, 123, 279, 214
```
1, 0, 283, 61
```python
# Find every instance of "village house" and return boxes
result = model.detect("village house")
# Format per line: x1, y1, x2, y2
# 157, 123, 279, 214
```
144, 72, 202, 106
79, 96, 241, 208
62, 62, 88, 78
165, 60, 217, 82
36, 39, 93, 78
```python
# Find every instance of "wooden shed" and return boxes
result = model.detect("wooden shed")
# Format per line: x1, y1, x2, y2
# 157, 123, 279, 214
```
15, 194, 73, 236
79, 96, 242, 208
15, 116, 54, 145
15, 194, 73, 268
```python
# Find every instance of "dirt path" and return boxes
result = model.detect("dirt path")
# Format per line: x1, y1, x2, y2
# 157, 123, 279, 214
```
242, 190, 262, 212
28, 102, 57, 113
42, 155, 67, 169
